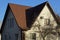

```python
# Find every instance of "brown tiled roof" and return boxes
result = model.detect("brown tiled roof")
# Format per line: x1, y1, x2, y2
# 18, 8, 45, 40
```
9, 3, 31, 30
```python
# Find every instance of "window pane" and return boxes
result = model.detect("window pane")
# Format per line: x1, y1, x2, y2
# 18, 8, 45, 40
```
15, 34, 18, 40
47, 19, 50, 25
10, 18, 14, 27
30, 33, 36, 40
44, 19, 50, 25
8, 18, 14, 28
5, 34, 10, 40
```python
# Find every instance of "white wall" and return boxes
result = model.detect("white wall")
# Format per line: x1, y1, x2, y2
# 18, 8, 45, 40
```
24, 4, 58, 40
33, 5, 57, 29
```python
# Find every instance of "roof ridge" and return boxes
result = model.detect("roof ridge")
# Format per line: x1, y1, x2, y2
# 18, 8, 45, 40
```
8, 3, 32, 7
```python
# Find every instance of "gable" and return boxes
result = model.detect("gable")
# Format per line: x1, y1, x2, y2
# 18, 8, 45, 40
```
23, 3, 59, 40
24, 2, 59, 33
32, 4, 57, 29
26, 2, 59, 30
25, 5, 58, 32
1, 7, 21, 33
1, 3, 31, 32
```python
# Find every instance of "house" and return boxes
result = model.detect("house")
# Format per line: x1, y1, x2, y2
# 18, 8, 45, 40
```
1, 1, 60, 40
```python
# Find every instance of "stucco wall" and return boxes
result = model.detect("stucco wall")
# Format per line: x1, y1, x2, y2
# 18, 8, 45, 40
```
24, 5, 58, 40
33, 5, 57, 29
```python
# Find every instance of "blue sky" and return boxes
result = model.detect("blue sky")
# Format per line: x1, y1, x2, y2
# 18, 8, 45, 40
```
0, 0, 60, 22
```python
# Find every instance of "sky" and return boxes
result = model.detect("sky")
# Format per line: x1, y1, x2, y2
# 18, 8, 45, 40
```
0, 0, 60, 22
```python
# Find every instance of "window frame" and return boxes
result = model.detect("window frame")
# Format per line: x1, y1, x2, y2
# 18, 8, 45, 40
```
7, 18, 14, 28
30, 33, 36, 40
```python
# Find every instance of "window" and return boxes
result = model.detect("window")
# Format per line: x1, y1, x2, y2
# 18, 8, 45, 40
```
10, 18, 14, 27
5, 35, 7, 40
5, 34, 11, 40
8, 18, 14, 27
44, 19, 50, 25
48, 19, 50, 25
15, 34, 18, 40
30, 33, 36, 40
